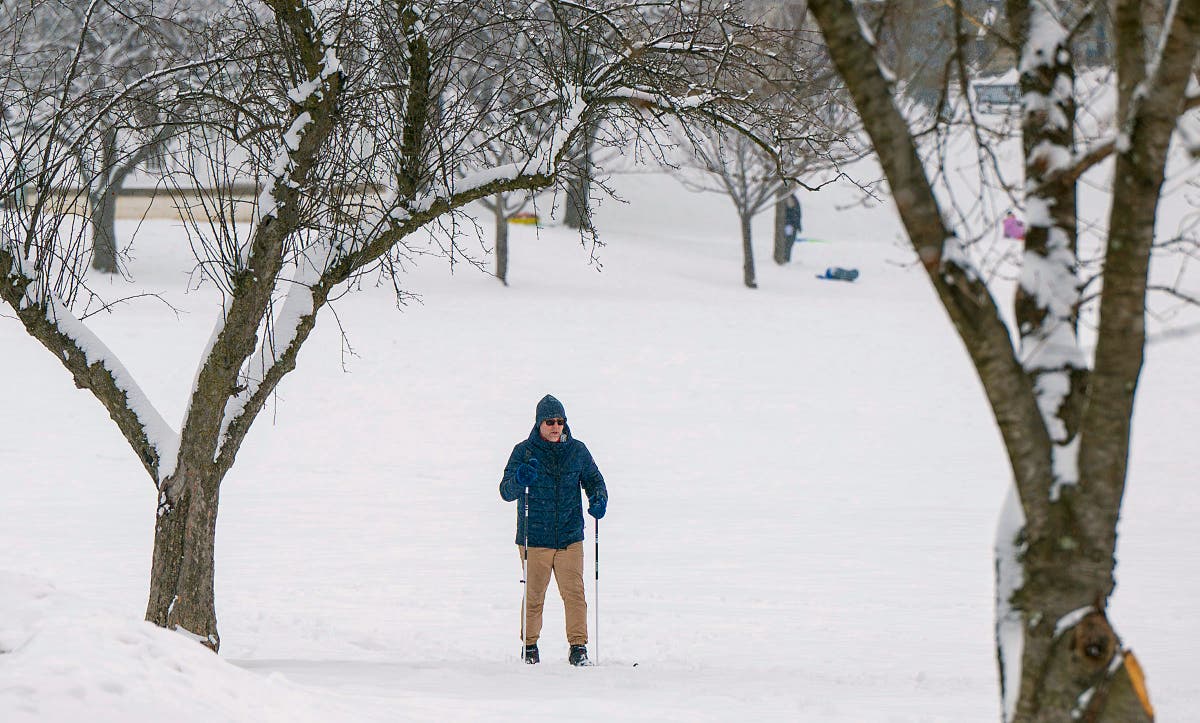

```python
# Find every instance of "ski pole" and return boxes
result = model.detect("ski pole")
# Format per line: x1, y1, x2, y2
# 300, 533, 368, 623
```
594, 517, 599, 665
521, 485, 529, 662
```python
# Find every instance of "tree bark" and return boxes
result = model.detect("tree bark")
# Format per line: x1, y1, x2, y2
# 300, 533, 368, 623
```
145, 0, 346, 652
88, 120, 176, 274
89, 188, 119, 274
3, 0, 807, 658
562, 125, 593, 230
90, 128, 120, 274
740, 211, 757, 288
145, 462, 222, 651
494, 194, 509, 285
562, 173, 589, 229
772, 190, 792, 265
807, 0, 1200, 718
1007, 501, 1148, 723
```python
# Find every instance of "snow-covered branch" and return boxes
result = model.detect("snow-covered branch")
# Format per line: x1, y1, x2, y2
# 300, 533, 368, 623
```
0, 244, 179, 482
808, 0, 1053, 528
1010, 1, 1087, 505
171, 0, 345, 481
213, 245, 324, 471
1032, 80, 1200, 193
256, 47, 341, 225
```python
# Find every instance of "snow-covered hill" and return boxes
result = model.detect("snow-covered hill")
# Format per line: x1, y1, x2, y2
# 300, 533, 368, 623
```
2, 172, 1197, 721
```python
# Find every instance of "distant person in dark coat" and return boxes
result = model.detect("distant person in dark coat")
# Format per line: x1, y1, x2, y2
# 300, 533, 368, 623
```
500, 394, 607, 666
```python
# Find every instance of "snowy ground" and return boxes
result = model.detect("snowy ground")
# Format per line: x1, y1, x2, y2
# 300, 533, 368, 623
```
2, 172, 1198, 722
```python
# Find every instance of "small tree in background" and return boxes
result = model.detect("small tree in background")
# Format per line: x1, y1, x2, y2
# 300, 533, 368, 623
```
0, 0, 210, 274
478, 190, 533, 285
668, 2, 860, 288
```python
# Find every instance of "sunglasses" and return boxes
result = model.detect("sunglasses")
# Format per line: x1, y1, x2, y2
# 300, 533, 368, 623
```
542, 418, 565, 426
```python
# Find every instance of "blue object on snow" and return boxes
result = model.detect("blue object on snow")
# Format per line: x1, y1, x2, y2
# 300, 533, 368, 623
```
818, 267, 859, 282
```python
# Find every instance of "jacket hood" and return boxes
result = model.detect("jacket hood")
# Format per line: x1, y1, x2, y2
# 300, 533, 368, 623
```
535, 394, 566, 425
529, 394, 571, 445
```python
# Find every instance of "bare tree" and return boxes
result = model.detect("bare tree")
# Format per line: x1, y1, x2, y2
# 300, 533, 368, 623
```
671, 108, 858, 287
808, 0, 1199, 720
669, 3, 859, 287
478, 190, 530, 284
0, 0, 209, 274
450, 7, 554, 285
673, 125, 780, 288
1, 0, 794, 651
749, 0, 863, 265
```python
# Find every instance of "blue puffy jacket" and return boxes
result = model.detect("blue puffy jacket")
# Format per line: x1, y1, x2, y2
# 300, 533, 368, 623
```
500, 416, 607, 549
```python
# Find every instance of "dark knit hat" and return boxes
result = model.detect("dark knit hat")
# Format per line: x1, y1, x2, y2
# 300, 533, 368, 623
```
535, 394, 566, 425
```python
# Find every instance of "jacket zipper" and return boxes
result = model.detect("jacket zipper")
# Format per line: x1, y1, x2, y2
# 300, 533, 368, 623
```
553, 451, 560, 548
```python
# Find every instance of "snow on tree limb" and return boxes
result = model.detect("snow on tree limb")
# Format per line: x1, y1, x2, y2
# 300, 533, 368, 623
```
809, 0, 1194, 717
808, 0, 1052, 530
1078, 0, 1200, 524
311, 43, 767, 290
170, 0, 345, 483
215, 246, 322, 464
1012, 1, 1086, 503
257, 47, 341, 225
0, 0, 857, 654
995, 487, 1026, 723
0, 243, 179, 482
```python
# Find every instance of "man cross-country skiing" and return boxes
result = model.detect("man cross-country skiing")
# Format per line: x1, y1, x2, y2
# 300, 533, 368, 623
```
500, 394, 608, 666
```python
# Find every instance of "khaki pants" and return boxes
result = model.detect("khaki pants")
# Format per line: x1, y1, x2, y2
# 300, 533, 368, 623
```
518, 542, 588, 646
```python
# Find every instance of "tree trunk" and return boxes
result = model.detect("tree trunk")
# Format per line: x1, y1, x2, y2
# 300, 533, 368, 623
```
740, 211, 757, 288
145, 462, 222, 652
806, 0, 1189, 718
494, 194, 509, 285
1141, 0, 1169, 58
89, 189, 119, 274
141, 1, 346, 653
772, 191, 792, 265
562, 125, 593, 230
90, 128, 120, 274
1002, 493, 1151, 723
562, 175, 589, 229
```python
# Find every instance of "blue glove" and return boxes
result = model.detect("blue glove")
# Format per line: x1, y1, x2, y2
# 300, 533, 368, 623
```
588, 496, 606, 520
516, 458, 539, 487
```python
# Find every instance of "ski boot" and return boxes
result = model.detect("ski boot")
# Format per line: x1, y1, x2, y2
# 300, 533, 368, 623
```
568, 644, 592, 666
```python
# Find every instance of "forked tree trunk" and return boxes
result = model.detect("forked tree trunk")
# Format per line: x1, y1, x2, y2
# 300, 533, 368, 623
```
145, 461, 222, 651
806, 0, 1193, 718
1005, 498, 1152, 722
